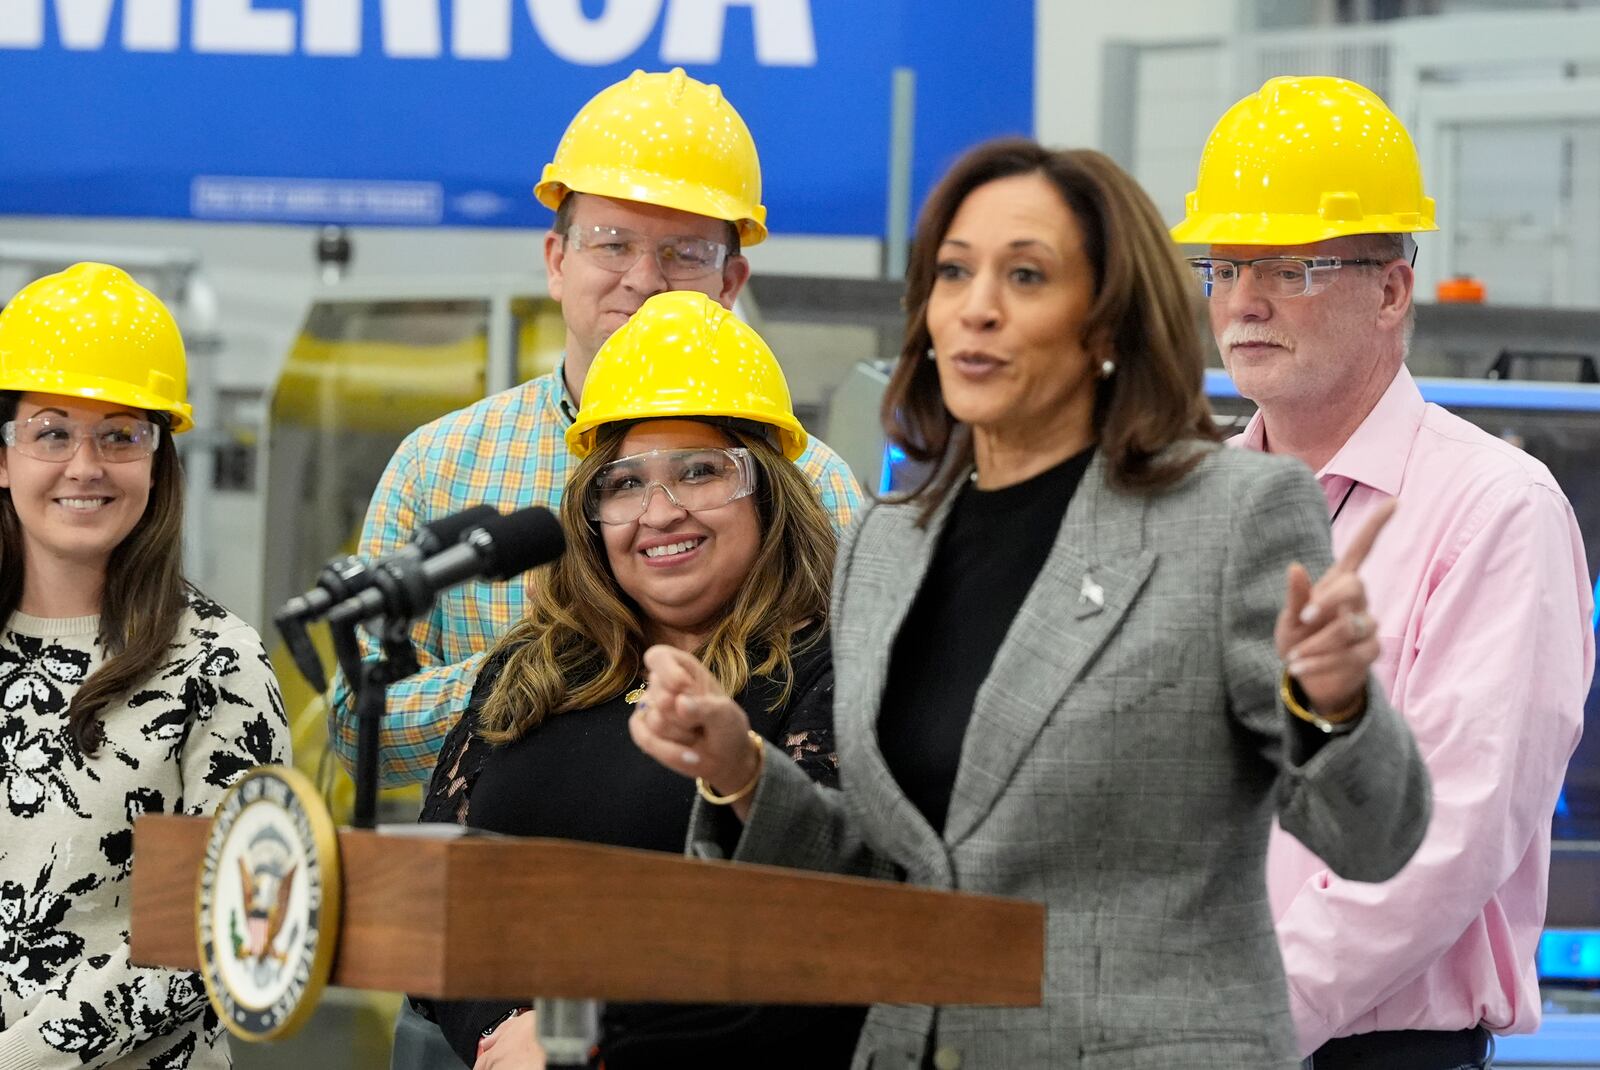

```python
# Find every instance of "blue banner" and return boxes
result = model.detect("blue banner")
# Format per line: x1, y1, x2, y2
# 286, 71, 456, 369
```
0, 1, 1034, 234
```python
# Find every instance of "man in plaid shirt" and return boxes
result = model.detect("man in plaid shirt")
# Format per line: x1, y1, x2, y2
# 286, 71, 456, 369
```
329, 69, 864, 788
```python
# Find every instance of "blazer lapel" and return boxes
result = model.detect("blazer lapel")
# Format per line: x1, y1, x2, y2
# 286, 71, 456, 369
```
840, 485, 964, 875
941, 455, 1156, 846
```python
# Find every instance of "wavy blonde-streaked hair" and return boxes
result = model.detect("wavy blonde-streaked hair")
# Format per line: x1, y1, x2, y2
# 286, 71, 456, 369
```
476, 422, 837, 744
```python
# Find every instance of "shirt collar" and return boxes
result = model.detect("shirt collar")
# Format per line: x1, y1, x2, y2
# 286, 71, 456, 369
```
546, 355, 578, 426
1235, 366, 1423, 496
1236, 408, 1269, 452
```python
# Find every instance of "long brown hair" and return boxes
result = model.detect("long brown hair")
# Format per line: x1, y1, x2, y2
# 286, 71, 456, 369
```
0, 391, 189, 756
477, 422, 836, 743
884, 138, 1218, 515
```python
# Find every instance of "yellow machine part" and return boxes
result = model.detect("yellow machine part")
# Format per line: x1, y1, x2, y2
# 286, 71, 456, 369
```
273, 335, 487, 433
273, 297, 564, 434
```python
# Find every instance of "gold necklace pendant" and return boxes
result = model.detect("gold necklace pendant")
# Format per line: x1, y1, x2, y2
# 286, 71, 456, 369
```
625, 683, 646, 705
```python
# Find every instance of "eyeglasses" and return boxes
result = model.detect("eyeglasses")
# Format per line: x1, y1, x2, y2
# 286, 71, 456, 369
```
0, 414, 162, 464
564, 225, 729, 282
585, 447, 756, 525
1187, 256, 1391, 299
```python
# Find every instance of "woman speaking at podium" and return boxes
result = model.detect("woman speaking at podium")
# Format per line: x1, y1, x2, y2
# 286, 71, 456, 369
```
0, 264, 288, 1068
415, 290, 864, 1069
630, 141, 1433, 1069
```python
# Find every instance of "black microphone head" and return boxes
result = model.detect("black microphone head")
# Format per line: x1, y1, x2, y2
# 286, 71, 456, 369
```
472, 507, 565, 581
274, 617, 327, 696
412, 504, 501, 555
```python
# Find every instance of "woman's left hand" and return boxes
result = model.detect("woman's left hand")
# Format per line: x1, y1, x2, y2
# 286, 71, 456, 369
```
473, 1008, 544, 1070
1275, 500, 1396, 719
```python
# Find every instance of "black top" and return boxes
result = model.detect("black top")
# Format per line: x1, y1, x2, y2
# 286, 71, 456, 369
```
878, 448, 1095, 833
416, 630, 864, 1069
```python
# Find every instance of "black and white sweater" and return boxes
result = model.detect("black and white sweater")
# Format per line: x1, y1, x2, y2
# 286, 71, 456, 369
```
0, 591, 289, 1070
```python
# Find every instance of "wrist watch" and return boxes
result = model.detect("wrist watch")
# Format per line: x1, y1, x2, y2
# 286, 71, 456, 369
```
481, 1005, 531, 1037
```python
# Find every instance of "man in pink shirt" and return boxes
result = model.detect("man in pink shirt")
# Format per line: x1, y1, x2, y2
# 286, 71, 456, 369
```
1173, 75, 1595, 1069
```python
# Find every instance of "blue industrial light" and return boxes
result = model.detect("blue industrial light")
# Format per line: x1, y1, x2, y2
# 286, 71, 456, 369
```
881, 444, 907, 497
1538, 929, 1600, 981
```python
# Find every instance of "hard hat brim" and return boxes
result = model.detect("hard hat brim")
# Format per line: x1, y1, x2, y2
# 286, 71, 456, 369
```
535, 166, 768, 247
566, 410, 806, 462
1171, 211, 1438, 247
0, 368, 195, 433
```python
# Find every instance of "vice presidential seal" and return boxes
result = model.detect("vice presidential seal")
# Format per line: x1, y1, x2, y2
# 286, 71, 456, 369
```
196, 765, 341, 1041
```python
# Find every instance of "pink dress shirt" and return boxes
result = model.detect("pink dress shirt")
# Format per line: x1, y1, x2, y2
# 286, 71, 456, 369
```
1234, 365, 1595, 1055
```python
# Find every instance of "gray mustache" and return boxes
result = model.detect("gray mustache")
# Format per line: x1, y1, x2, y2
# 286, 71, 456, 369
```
1221, 327, 1295, 351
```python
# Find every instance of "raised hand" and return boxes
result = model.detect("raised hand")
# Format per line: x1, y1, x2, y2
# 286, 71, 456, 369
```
1275, 500, 1396, 720
629, 645, 761, 815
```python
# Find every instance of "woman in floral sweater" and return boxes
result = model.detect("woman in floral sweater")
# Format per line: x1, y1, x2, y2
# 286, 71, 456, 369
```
0, 264, 289, 1070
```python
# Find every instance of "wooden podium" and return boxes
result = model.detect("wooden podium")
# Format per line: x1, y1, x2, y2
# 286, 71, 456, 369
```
130, 814, 1044, 1007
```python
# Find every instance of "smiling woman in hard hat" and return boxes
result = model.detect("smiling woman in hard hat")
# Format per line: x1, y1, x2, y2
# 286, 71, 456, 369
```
631, 139, 1433, 1068
0, 263, 288, 1069
361, 68, 863, 1069
328, 66, 863, 817
411, 290, 864, 1070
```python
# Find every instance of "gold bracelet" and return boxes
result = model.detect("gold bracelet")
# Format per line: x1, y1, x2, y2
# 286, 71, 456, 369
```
696, 730, 766, 805
1279, 671, 1365, 735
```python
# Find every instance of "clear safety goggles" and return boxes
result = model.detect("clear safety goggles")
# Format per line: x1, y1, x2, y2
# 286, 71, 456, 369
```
585, 446, 756, 525
565, 224, 729, 282
1187, 255, 1390, 299
0, 414, 161, 464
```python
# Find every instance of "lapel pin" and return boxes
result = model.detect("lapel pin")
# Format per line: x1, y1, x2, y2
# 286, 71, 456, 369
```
1079, 572, 1105, 610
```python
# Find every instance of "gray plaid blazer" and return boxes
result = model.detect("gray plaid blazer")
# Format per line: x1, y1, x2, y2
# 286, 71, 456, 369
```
689, 445, 1430, 1070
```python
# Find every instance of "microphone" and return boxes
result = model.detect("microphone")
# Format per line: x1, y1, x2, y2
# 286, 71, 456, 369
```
275, 504, 501, 692
332, 506, 562, 831
325, 507, 565, 630
278, 505, 500, 625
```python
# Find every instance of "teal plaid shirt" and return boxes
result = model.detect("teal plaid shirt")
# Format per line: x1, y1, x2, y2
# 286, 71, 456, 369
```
328, 363, 864, 786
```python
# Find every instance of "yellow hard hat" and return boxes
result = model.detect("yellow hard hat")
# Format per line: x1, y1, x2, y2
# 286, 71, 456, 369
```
0, 262, 193, 432
535, 68, 768, 247
1171, 75, 1437, 247
566, 291, 805, 461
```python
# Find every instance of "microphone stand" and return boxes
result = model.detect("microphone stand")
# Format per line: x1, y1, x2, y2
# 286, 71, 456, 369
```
340, 548, 437, 829
345, 612, 419, 830
281, 511, 559, 830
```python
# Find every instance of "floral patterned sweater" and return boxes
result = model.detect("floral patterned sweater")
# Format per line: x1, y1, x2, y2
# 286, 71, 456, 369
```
0, 592, 289, 1070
